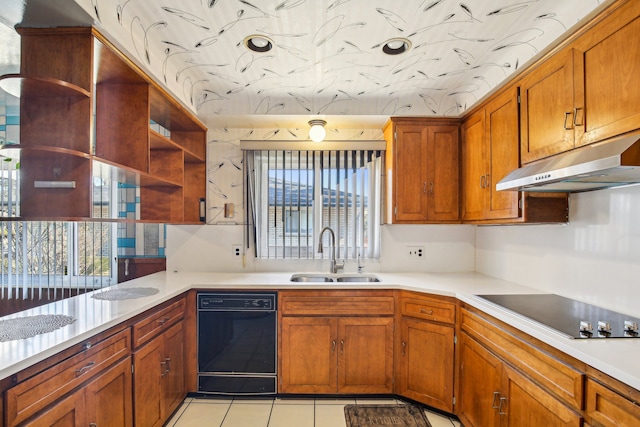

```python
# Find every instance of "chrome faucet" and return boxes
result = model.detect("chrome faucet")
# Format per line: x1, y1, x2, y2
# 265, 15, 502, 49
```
318, 226, 344, 274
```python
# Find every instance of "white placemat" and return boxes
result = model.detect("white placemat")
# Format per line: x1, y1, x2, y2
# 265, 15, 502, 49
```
91, 287, 159, 301
0, 314, 76, 342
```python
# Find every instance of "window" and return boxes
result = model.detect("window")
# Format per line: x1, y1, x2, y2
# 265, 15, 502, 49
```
246, 148, 383, 260
0, 220, 116, 298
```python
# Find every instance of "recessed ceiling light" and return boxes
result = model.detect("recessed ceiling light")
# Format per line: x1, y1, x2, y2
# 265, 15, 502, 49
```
244, 35, 274, 53
382, 38, 412, 55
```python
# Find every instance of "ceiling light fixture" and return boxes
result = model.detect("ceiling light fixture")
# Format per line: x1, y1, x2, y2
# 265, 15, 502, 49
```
382, 38, 412, 55
308, 119, 327, 142
244, 35, 274, 53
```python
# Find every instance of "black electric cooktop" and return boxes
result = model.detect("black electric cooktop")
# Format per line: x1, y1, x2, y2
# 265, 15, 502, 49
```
476, 294, 640, 339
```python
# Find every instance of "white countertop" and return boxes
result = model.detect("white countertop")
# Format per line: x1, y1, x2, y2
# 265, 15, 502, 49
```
1, 271, 639, 392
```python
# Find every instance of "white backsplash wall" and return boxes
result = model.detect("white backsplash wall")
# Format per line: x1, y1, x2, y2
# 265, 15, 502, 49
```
166, 223, 475, 274
476, 185, 640, 317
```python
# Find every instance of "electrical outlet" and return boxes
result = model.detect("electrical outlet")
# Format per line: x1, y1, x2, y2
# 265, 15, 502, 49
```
232, 244, 242, 257
407, 246, 424, 258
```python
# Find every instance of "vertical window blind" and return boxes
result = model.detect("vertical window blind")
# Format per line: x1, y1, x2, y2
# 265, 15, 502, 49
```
245, 147, 383, 260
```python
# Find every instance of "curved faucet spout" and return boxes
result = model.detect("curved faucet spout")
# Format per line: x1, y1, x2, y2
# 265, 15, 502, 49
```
318, 227, 344, 274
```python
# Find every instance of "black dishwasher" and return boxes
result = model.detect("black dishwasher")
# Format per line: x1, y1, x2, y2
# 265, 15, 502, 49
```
197, 292, 277, 395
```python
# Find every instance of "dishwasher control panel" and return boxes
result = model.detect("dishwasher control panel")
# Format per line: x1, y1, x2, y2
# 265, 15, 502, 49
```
198, 292, 276, 311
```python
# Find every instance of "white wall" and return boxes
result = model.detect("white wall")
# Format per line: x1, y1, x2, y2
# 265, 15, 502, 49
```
476, 185, 640, 317
166, 223, 475, 274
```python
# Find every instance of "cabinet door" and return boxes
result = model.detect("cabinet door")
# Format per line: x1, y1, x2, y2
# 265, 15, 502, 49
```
397, 318, 454, 412
133, 336, 164, 427
85, 357, 133, 427
164, 321, 186, 416
458, 333, 502, 427
337, 317, 393, 394
20, 389, 85, 427
520, 48, 576, 163
462, 110, 487, 221
574, 5, 640, 146
394, 124, 429, 222
485, 89, 520, 219
427, 125, 460, 221
280, 317, 337, 394
585, 379, 640, 427
503, 365, 582, 427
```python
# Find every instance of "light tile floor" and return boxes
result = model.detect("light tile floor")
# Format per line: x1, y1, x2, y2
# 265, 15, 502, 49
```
166, 396, 462, 427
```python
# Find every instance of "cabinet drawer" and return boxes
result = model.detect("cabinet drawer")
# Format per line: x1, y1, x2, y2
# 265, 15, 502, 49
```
5, 328, 131, 426
586, 379, 640, 426
461, 308, 584, 411
132, 298, 185, 348
280, 291, 394, 316
401, 293, 456, 324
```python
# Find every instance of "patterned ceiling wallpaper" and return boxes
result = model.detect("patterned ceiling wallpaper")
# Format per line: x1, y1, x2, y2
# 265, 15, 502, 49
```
74, 0, 606, 121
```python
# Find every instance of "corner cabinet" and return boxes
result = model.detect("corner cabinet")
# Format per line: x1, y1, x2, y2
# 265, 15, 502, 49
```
278, 290, 395, 395
395, 292, 456, 413
461, 88, 568, 224
0, 27, 206, 223
520, 0, 640, 163
458, 306, 584, 427
384, 118, 460, 224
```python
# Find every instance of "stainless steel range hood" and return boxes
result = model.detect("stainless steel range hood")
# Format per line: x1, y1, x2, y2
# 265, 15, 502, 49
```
496, 133, 640, 192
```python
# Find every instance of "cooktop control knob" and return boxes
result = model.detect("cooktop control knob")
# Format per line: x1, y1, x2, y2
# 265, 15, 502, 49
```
624, 320, 639, 336
597, 321, 611, 336
579, 320, 593, 336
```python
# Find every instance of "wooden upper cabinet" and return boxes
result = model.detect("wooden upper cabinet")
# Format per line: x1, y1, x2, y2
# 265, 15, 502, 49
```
520, 0, 640, 163
573, 0, 640, 146
519, 49, 576, 164
462, 88, 567, 224
384, 118, 460, 224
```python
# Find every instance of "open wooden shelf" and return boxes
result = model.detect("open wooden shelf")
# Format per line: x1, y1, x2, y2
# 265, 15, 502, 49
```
0, 74, 90, 98
1, 27, 207, 224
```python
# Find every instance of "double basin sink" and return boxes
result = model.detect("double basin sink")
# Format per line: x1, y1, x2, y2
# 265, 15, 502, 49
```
290, 273, 381, 283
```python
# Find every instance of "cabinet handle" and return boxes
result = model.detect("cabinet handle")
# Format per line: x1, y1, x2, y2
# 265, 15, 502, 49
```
498, 396, 507, 415
89, 424, 97, 427
485, 174, 490, 189
429, 181, 434, 194
157, 316, 171, 325
480, 175, 485, 188
423, 182, 427, 194
491, 391, 500, 409
75, 361, 95, 377
160, 360, 167, 376
340, 339, 345, 353
165, 357, 171, 373
573, 107, 583, 127
331, 340, 336, 352
401, 341, 406, 356
563, 111, 573, 130
419, 308, 434, 315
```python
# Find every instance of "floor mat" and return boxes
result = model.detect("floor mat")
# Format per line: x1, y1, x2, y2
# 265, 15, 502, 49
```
344, 404, 432, 427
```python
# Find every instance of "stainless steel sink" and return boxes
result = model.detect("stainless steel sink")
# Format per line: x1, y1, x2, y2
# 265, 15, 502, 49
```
335, 275, 381, 283
289, 273, 381, 283
290, 274, 334, 282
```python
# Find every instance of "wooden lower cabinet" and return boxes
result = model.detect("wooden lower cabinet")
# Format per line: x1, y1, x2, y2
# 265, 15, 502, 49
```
133, 320, 186, 427
20, 389, 86, 427
459, 332, 582, 426
279, 316, 393, 394
396, 317, 455, 412
585, 376, 640, 426
17, 357, 132, 427
85, 357, 133, 427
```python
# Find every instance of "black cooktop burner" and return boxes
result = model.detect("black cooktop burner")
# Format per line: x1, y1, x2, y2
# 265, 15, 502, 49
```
476, 294, 640, 339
